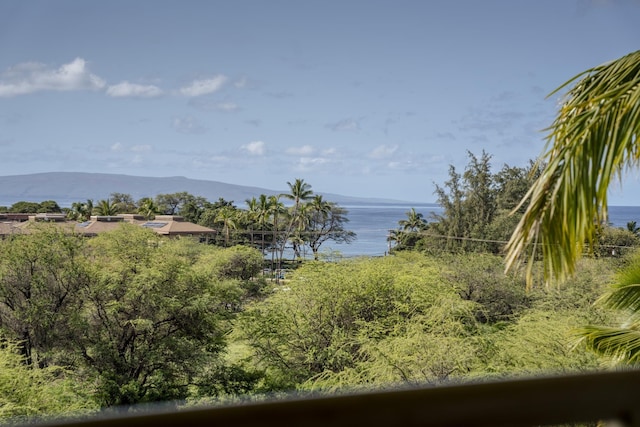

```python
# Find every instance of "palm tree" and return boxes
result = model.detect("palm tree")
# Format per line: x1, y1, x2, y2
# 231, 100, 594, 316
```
268, 195, 286, 279
399, 208, 428, 232
627, 221, 640, 236
68, 199, 94, 221
506, 50, 640, 288
215, 206, 238, 247
137, 197, 160, 220
578, 260, 640, 364
93, 198, 119, 216
504, 50, 640, 364
281, 178, 314, 209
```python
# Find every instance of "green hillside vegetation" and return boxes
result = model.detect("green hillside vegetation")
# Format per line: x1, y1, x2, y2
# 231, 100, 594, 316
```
1, 164, 639, 423
0, 222, 629, 423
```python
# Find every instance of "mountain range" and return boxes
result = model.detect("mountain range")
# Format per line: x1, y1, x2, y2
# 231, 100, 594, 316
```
0, 172, 422, 207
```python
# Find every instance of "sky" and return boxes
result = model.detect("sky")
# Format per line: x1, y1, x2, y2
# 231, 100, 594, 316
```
0, 0, 639, 204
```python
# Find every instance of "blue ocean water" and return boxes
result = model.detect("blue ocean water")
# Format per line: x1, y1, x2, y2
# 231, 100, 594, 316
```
331, 205, 640, 258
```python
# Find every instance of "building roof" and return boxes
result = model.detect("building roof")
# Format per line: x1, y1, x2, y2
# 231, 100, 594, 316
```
139, 215, 216, 236
0, 213, 216, 238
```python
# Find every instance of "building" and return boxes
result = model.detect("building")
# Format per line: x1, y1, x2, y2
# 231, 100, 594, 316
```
0, 213, 216, 241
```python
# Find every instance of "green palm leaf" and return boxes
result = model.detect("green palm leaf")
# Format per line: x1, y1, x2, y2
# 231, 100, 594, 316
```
578, 323, 640, 365
505, 50, 640, 288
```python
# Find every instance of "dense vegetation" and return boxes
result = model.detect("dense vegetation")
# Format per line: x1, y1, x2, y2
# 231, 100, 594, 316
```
2, 164, 640, 424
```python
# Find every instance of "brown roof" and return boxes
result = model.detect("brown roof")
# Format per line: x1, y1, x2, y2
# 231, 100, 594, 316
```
139, 215, 216, 236
1, 214, 215, 238
74, 215, 216, 237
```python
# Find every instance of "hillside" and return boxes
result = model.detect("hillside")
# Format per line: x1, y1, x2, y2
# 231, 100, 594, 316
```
0, 172, 418, 207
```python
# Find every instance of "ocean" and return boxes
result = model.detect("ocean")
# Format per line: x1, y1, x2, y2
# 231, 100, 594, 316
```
329, 204, 640, 258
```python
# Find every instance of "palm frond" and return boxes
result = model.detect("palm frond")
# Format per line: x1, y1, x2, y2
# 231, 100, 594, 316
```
505, 50, 640, 288
578, 323, 640, 365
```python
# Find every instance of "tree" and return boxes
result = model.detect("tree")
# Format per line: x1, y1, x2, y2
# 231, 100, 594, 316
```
305, 197, 356, 260
502, 51, 640, 365
0, 225, 89, 367
281, 178, 313, 209
109, 192, 136, 213
216, 206, 238, 247
506, 50, 640, 287
578, 253, 640, 364
430, 151, 498, 253
93, 198, 119, 216
78, 226, 240, 406
8, 201, 40, 213
0, 339, 97, 423
137, 197, 160, 220
627, 221, 640, 236
68, 199, 94, 221
37, 200, 62, 213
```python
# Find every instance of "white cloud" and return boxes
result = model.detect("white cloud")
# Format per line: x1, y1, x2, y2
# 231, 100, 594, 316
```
327, 118, 360, 132
131, 144, 152, 152
216, 102, 239, 112
242, 140, 266, 156
172, 116, 206, 134
369, 144, 398, 159
106, 81, 162, 98
179, 75, 227, 97
294, 157, 329, 172
285, 145, 315, 156
111, 142, 123, 151
0, 58, 105, 97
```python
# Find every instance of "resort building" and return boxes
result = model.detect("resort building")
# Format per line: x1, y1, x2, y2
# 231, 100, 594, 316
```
0, 213, 216, 241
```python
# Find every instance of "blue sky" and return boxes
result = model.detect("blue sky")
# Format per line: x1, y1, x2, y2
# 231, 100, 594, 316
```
0, 0, 639, 204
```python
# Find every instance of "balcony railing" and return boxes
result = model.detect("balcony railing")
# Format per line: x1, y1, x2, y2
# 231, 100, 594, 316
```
39, 369, 640, 427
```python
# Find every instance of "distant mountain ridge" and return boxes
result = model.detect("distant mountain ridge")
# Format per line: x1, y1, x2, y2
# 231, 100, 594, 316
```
0, 172, 425, 207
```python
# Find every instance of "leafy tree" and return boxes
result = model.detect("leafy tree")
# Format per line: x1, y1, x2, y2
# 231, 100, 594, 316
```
8, 201, 40, 213
430, 151, 497, 252
305, 196, 356, 260
0, 338, 97, 424
238, 253, 478, 389
109, 192, 136, 213
78, 226, 240, 406
154, 192, 208, 218
0, 225, 88, 367
37, 200, 62, 213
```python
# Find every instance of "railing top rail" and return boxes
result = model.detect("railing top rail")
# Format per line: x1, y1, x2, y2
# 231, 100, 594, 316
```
35, 369, 640, 427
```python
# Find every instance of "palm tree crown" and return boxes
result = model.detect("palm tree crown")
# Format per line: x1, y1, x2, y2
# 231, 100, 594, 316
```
506, 50, 640, 287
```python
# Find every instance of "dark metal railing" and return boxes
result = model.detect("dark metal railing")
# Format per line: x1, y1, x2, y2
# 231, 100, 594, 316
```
38, 369, 640, 427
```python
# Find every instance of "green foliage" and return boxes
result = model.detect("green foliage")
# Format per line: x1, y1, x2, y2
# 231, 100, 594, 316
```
238, 253, 479, 390
8, 201, 44, 213
0, 339, 97, 424
79, 226, 239, 406
439, 253, 530, 324
577, 251, 640, 365
426, 151, 540, 254
593, 225, 640, 258
0, 225, 89, 367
